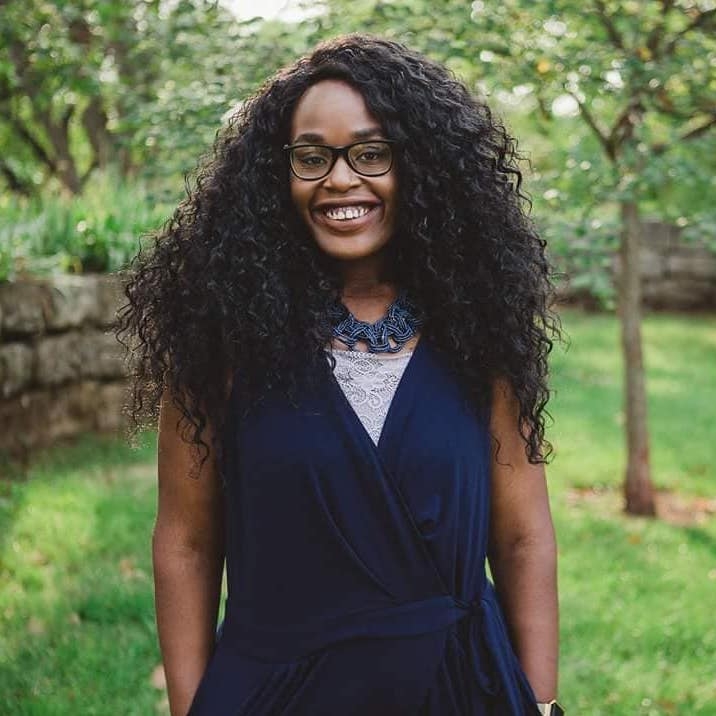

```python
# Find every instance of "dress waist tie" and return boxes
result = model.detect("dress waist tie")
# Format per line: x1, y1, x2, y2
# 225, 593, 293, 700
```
221, 587, 537, 714
454, 585, 540, 715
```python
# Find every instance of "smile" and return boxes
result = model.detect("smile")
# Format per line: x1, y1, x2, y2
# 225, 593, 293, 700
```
311, 202, 382, 233
322, 205, 372, 221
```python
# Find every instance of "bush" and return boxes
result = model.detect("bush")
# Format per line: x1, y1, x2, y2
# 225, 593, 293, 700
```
0, 173, 175, 282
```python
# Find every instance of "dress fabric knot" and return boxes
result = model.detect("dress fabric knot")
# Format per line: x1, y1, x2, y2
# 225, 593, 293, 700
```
453, 588, 542, 714
453, 595, 497, 696
453, 597, 482, 618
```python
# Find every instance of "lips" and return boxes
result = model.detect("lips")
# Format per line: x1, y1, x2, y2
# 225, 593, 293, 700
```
311, 200, 382, 232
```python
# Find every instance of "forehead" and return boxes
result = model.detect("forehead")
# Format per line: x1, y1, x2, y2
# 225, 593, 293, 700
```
290, 80, 382, 141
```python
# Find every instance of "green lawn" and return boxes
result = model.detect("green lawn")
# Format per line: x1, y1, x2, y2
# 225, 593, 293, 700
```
1, 310, 715, 715
0, 435, 162, 715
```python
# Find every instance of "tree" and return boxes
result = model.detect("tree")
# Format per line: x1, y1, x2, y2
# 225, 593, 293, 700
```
0, 0, 251, 195
297, 0, 716, 516
0, 1, 147, 193
473, 0, 715, 515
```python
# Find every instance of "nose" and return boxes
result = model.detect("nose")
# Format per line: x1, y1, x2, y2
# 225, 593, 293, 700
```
323, 155, 361, 191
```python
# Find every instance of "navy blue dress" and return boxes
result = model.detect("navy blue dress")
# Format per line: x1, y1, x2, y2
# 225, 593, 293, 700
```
188, 339, 540, 715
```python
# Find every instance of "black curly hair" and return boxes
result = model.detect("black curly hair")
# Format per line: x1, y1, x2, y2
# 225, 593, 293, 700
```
118, 34, 560, 466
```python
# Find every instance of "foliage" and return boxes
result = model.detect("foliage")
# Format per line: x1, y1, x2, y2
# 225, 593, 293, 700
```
0, 0, 257, 193
299, 0, 716, 293
1, 312, 715, 714
302, 1, 716, 194
1, 0, 715, 302
0, 172, 174, 280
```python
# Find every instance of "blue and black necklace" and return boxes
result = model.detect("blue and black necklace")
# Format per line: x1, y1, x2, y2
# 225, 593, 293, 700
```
329, 292, 422, 353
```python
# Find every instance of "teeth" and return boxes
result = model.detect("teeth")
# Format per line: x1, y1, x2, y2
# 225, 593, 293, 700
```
324, 205, 371, 221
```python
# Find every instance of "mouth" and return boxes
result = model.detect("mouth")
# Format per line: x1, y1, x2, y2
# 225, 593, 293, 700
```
311, 202, 381, 231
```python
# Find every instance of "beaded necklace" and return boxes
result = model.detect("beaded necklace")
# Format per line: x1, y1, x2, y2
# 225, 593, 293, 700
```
329, 292, 422, 353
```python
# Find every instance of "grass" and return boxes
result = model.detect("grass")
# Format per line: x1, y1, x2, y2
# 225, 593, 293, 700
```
1, 310, 715, 715
0, 434, 162, 715
549, 311, 716, 714
550, 311, 716, 495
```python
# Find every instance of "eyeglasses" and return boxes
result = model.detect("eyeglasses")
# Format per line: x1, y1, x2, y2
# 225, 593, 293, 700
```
283, 140, 395, 181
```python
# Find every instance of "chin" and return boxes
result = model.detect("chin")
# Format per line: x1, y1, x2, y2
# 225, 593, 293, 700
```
312, 231, 393, 264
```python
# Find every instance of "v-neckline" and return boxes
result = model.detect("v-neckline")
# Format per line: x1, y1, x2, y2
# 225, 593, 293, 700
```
328, 338, 425, 458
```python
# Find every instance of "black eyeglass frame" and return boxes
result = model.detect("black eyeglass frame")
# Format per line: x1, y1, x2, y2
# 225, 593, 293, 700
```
282, 139, 396, 181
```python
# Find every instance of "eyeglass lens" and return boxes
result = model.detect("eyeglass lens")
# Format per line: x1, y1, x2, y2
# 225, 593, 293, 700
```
290, 142, 392, 180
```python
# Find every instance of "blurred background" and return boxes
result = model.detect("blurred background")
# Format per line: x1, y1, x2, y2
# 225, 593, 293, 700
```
0, 1, 714, 714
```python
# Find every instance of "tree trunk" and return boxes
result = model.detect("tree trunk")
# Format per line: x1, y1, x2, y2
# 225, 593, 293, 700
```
41, 109, 81, 195
82, 96, 112, 170
618, 200, 656, 516
0, 159, 33, 195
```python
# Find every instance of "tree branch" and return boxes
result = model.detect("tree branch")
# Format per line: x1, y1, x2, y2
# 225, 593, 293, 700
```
594, 0, 626, 50
0, 158, 33, 195
646, 0, 676, 55
652, 114, 716, 155
648, 86, 682, 118
609, 95, 645, 149
60, 105, 74, 133
568, 90, 615, 160
0, 109, 57, 171
663, 8, 716, 56
79, 157, 99, 189
679, 114, 716, 142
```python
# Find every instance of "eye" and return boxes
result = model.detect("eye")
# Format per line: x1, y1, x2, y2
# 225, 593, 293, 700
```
353, 143, 390, 164
293, 147, 330, 166
302, 155, 327, 166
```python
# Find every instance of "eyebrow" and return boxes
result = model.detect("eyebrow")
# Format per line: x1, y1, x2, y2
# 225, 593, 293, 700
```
292, 127, 385, 143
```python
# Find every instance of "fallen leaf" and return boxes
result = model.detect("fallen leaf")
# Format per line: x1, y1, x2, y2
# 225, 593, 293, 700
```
28, 550, 48, 566
27, 617, 45, 635
119, 557, 136, 578
151, 663, 167, 690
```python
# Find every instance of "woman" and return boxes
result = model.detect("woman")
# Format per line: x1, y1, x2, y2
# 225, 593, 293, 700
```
120, 35, 562, 716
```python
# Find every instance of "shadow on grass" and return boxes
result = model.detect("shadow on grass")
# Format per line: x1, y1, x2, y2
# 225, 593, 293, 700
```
0, 431, 155, 541
679, 524, 716, 559
0, 432, 162, 716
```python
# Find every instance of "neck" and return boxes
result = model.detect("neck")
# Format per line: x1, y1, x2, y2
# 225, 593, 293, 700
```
338, 252, 395, 301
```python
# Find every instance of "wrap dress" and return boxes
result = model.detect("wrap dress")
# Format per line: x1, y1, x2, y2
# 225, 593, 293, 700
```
188, 338, 540, 715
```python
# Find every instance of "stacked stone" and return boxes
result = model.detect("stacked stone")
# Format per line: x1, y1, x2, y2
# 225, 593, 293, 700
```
0, 275, 128, 457
0, 221, 714, 459
558, 221, 716, 310
635, 222, 716, 311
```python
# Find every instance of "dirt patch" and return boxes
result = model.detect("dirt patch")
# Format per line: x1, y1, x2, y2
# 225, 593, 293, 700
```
566, 486, 716, 526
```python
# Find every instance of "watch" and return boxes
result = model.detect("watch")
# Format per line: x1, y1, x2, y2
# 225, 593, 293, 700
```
537, 701, 565, 716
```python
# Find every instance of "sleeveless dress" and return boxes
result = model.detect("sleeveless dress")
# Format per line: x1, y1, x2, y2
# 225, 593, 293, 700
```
188, 339, 540, 715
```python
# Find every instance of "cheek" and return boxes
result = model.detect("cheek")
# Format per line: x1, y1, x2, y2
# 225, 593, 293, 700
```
378, 173, 397, 203
379, 176, 398, 219
289, 178, 308, 214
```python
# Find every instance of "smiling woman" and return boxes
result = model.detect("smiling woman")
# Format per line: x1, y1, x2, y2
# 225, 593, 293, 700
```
118, 35, 562, 716
288, 81, 398, 265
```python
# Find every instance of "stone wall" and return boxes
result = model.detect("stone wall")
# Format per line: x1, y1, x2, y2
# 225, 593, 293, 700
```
1, 225, 714, 457
0, 275, 127, 457
633, 221, 716, 310
559, 221, 716, 310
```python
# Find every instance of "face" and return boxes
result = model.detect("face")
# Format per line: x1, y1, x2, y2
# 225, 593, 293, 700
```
289, 80, 397, 265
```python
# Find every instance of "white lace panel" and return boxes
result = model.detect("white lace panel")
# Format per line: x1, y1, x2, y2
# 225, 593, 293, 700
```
330, 349, 413, 445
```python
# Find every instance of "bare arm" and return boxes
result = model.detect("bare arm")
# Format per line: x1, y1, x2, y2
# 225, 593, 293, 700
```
154, 391, 226, 716
487, 380, 559, 702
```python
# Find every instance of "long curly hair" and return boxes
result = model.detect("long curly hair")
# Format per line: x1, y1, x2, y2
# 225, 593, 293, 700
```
118, 34, 560, 465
